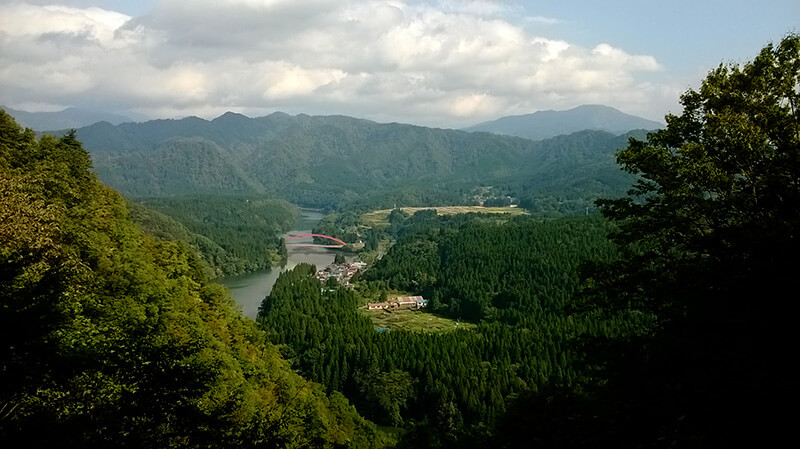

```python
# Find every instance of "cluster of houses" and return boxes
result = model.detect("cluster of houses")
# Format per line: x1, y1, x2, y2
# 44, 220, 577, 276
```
313, 260, 429, 311
367, 296, 428, 310
314, 261, 366, 288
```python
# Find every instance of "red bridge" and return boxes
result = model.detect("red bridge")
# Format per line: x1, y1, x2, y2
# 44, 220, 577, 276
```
285, 233, 347, 247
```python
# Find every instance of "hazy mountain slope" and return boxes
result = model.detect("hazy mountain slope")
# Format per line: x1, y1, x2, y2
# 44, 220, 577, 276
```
466, 104, 663, 140
521, 129, 644, 194
2, 105, 137, 131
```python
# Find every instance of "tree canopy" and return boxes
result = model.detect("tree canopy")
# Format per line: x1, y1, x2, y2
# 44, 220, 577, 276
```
570, 33, 800, 447
0, 110, 388, 448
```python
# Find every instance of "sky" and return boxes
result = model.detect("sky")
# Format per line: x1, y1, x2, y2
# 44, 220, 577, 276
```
0, 0, 797, 128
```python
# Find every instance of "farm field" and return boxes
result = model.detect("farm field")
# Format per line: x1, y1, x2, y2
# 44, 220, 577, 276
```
363, 308, 477, 332
361, 205, 526, 227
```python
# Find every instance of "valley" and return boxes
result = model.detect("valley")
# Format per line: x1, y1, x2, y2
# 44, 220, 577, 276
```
360, 205, 526, 226
3, 32, 798, 447
219, 208, 343, 318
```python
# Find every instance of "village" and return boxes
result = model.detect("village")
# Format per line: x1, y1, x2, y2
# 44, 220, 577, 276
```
363, 295, 472, 333
313, 259, 473, 333
314, 260, 366, 288
312, 259, 429, 309
313, 258, 467, 333
367, 296, 428, 310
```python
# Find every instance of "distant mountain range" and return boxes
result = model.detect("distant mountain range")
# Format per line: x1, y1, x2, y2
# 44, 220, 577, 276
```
64, 110, 643, 212
465, 104, 663, 141
1, 106, 143, 131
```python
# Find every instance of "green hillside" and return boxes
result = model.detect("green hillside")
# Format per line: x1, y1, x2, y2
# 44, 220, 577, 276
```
135, 195, 299, 276
0, 111, 390, 448
71, 113, 639, 211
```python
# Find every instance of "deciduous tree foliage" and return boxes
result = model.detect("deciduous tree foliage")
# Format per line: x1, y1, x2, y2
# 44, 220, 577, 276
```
554, 34, 800, 447
0, 111, 386, 448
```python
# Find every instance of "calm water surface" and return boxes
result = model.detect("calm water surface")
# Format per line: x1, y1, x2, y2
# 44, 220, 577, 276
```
220, 209, 342, 319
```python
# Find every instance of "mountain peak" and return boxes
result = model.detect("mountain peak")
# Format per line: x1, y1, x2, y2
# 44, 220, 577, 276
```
466, 104, 663, 141
213, 111, 250, 121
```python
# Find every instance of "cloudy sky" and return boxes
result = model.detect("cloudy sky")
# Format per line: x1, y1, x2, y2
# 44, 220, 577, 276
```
0, 0, 797, 127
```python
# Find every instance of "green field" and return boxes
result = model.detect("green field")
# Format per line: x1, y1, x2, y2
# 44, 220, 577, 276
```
361, 205, 526, 228
363, 308, 476, 332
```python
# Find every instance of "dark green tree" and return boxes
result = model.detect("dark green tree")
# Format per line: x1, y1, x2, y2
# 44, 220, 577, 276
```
572, 34, 800, 447
387, 208, 409, 227
357, 370, 416, 426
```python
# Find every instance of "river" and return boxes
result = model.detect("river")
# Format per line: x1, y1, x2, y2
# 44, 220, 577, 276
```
219, 208, 342, 319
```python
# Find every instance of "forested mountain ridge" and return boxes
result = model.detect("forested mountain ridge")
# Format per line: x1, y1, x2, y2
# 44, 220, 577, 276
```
0, 111, 390, 448
63, 111, 642, 210
465, 104, 663, 141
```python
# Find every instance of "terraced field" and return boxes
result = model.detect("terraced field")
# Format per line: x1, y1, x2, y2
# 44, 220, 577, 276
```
363, 308, 477, 332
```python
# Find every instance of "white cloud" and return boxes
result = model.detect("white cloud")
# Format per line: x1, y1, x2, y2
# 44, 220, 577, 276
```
0, 4, 130, 45
524, 15, 561, 25
263, 65, 346, 99
0, 0, 676, 126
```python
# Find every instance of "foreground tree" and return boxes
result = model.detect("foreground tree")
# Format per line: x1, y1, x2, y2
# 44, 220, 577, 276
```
574, 33, 800, 447
0, 111, 387, 448
490, 34, 800, 448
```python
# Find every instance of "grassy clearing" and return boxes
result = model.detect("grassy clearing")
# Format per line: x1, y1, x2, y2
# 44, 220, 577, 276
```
363, 308, 476, 332
362, 205, 526, 227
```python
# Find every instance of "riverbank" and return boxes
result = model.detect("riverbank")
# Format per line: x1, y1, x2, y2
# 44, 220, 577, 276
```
220, 208, 344, 319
